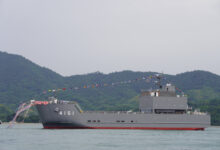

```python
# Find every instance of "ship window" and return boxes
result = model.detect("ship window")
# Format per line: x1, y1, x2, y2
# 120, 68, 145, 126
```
93, 120, 96, 122
131, 120, 134, 123
97, 120, 100, 122
88, 120, 91, 122
59, 111, 63, 115
72, 111, 75, 116
121, 120, 125, 123
67, 111, 71, 116
116, 120, 120, 122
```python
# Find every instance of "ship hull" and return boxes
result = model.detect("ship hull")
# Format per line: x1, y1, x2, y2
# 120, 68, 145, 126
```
43, 123, 204, 130
36, 103, 210, 130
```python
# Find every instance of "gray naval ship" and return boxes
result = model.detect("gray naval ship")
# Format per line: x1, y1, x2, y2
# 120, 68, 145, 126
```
35, 83, 210, 130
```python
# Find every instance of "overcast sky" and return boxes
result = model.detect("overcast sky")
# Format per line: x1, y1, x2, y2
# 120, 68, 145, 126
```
0, 0, 220, 76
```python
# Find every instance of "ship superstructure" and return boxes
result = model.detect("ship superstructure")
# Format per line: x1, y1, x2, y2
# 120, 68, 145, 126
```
35, 81, 210, 130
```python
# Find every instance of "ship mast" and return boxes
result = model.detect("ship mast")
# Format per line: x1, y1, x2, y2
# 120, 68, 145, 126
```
155, 74, 163, 89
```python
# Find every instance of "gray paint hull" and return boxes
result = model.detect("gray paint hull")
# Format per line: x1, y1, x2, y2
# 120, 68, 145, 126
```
36, 103, 210, 130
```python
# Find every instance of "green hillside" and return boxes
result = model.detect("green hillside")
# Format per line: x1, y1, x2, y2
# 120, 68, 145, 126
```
0, 51, 64, 104
0, 51, 220, 125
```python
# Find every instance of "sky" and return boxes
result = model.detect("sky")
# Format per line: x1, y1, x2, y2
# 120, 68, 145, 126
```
0, 0, 220, 76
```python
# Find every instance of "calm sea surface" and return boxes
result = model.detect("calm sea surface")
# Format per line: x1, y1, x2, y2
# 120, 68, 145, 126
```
0, 124, 219, 150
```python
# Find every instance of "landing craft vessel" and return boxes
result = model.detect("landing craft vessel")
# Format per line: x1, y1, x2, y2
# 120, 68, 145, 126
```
35, 82, 210, 130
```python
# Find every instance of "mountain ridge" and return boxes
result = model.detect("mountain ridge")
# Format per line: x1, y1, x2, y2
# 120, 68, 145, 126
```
1, 51, 220, 105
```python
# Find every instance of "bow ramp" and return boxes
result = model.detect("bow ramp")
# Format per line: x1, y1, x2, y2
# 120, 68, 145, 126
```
7, 100, 48, 128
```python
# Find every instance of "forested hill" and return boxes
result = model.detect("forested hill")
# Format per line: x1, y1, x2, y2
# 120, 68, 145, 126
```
0, 51, 64, 104
0, 51, 220, 125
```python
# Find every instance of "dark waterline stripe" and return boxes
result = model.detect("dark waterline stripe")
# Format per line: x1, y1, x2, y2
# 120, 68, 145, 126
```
43, 126, 205, 130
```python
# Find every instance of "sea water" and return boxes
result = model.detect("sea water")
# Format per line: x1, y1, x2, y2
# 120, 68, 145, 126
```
0, 124, 219, 150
